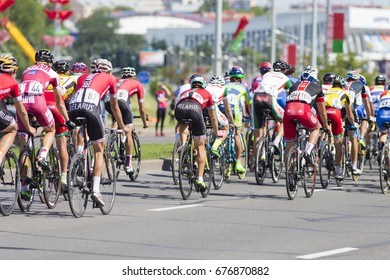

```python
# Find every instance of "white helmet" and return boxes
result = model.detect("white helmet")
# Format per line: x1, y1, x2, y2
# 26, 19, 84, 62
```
300, 67, 318, 82
209, 74, 225, 86
97, 59, 112, 73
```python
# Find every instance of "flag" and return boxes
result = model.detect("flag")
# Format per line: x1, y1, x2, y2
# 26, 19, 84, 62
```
230, 16, 249, 53
0, 0, 15, 12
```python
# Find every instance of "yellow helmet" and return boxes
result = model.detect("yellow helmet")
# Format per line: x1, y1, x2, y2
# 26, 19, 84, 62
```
0, 54, 19, 73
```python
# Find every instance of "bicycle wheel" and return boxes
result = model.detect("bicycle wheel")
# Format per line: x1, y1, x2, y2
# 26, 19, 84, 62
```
240, 133, 248, 172
100, 153, 116, 215
171, 138, 181, 185
17, 148, 34, 212
0, 151, 19, 216
270, 142, 283, 183
178, 144, 193, 200
319, 143, 332, 189
254, 138, 267, 185
367, 132, 378, 170
379, 146, 390, 194
212, 144, 225, 190
68, 153, 88, 218
130, 131, 141, 181
303, 150, 317, 198
246, 130, 255, 172
42, 148, 61, 209
106, 132, 120, 180
286, 147, 298, 200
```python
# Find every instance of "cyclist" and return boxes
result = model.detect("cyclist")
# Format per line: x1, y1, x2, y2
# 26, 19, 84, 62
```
322, 75, 355, 180
345, 70, 372, 175
376, 89, 390, 154
206, 74, 229, 156
68, 59, 129, 207
0, 55, 35, 164
284, 67, 329, 188
283, 64, 298, 83
45, 60, 77, 190
71, 62, 88, 77
175, 75, 219, 191
223, 66, 252, 178
253, 60, 292, 152
104, 67, 149, 174
322, 72, 335, 93
370, 74, 387, 115
251, 61, 272, 92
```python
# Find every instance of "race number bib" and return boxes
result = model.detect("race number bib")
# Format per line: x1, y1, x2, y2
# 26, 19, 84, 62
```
379, 99, 390, 109
287, 90, 312, 104
20, 81, 44, 96
70, 88, 100, 106
117, 89, 129, 102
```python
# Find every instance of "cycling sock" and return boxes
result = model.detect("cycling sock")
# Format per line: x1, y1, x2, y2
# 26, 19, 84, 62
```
212, 138, 223, 149
61, 173, 67, 184
304, 143, 314, 154
126, 155, 133, 167
38, 147, 49, 159
352, 162, 357, 169
273, 136, 281, 147
93, 176, 101, 193
197, 176, 204, 182
76, 146, 83, 154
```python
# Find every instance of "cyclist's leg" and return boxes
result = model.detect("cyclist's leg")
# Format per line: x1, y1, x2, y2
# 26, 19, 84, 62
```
211, 105, 228, 155
328, 108, 344, 177
271, 96, 285, 147
0, 117, 17, 163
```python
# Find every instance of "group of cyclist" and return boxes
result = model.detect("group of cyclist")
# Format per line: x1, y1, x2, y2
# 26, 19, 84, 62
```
0, 49, 148, 208
173, 58, 390, 192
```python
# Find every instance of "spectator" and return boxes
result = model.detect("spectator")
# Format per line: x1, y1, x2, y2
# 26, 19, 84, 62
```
155, 83, 171, 136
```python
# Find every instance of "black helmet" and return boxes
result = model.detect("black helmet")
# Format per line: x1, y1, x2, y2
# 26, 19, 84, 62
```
53, 60, 70, 74
332, 75, 347, 88
273, 60, 287, 72
375, 74, 387, 86
323, 72, 335, 84
35, 49, 54, 64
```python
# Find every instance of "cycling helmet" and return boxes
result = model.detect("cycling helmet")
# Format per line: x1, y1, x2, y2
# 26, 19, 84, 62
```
345, 70, 359, 81
259, 61, 272, 75
190, 76, 207, 89
71, 62, 88, 74
97, 59, 112, 73
272, 60, 287, 72
35, 49, 54, 64
332, 75, 347, 88
209, 74, 225, 86
322, 72, 335, 84
0, 54, 18, 73
229, 66, 245, 79
121, 67, 136, 78
375, 74, 387, 85
284, 64, 296, 76
300, 67, 318, 82
359, 74, 367, 85
53, 60, 70, 74
188, 73, 201, 83
90, 58, 103, 73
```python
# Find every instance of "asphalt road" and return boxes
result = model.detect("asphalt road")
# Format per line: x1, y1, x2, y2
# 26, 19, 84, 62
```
1, 160, 390, 263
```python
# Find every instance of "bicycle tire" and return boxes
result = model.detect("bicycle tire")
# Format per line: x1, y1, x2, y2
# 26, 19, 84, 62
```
130, 131, 141, 181
246, 129, 255, 172
303, 150, 317, 198
178, 144, 193, 200
106, 132, 120, 180
212, 144, 225, 190
171, 138, 181, 185
68, 153, 88, 218
17, 148, 35, 212
368, 132, 378, 170
201, 149, 212, 198
42, 148, 61, 209
100, 153, 116, 215
319, 143, 332, 189
254, 138, 267, 185
240, 133, 248, 172
379, 146, 390, 194
0, 151, 19, 216
286, 147, 298, 200
270, 142, 283, 183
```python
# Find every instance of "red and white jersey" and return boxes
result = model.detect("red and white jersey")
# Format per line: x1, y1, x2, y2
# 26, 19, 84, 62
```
20, 64, 60, 96
76, 72, 117, 100
0, 73, 21, 102
258, 71, 289, 98
115, 79, 145, 104
176, 88, 214, 109
206, 83, 224, 105
322, 83, 332, 94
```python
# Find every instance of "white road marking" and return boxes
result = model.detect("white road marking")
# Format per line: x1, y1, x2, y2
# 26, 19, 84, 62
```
297, 247, 359, 259
149, 204, 204, 212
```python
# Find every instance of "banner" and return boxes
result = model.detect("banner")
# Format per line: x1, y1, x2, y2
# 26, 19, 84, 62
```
139, 50, 165, 67
230, 16, 249, 53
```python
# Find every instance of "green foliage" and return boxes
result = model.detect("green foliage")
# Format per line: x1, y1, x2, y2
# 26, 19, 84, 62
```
249, 6, 268, 16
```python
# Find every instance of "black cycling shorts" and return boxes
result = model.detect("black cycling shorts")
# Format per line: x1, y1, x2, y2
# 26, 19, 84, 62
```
174, 100, 206, 137
69, 109, 105, 143
104, 100, 133, 125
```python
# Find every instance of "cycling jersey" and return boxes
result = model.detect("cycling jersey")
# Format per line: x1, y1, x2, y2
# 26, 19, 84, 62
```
257, 71, 291, 99
376, 90, 390, 132
223, 82, 252, 126
370, 85, 385, 114
176, 88, 214, 109
0, 73, 21, 131
205, 84, 228, 127
324, 87, 351, 110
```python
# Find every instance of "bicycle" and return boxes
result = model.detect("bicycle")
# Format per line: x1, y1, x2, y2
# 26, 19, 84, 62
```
222, 125, 247, 180
105, 115, 144, 181
285, 120, 317, 200
378, 122, 390, 194
318, 128, 336, 189
178, 119, 212, 200
67, 117, 116, 218
0, 146, 20, 216
17, 127, 61, 211
366, 123, 379, 170
254, 109, 283, 185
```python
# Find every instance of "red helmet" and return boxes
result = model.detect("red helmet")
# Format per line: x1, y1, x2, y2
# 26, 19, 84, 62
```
259, 61, 272, 75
